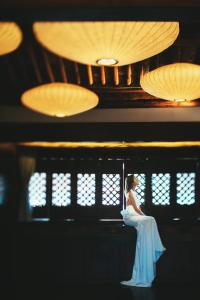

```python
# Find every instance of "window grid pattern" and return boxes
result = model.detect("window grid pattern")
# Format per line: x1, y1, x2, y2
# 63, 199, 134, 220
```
52, 173, 71, 207
152, 173, 170, 205
102, 174, 120, 206
0, 175, 6, 205
176, 172, 195, 205
28, 172, 47, 207
28, 169, 198, 208
77, 173, 96, 206
128, 173, 146, 204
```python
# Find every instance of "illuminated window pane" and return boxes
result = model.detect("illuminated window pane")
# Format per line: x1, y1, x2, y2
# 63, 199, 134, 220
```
128, 173, 146, 204
77, 173, 95, 206
176, 172, 195, 205
152, 173, 170, 205
52, 173, 71, 206
102, 174, 120, 206
0, 175, 6, 205
28, 172, 47, 207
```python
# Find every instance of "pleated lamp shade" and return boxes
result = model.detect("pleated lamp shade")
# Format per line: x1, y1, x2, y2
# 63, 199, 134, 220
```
140, 63, 200, 102
0, 22, 22, 55
21, 83, 99, 117
33, 21, 179, 67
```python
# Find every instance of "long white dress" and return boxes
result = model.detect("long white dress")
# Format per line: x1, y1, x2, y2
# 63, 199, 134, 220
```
120, 190, 166, 287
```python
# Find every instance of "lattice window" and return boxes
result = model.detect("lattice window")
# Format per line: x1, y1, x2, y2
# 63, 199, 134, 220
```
28, 172, 47, 207
152, 173, 170, 205
0, 175, 6, 205
52, 173, 71, 206
77, 173, 96, 206
128, 173, 146, 204
176, 172, 195, 205
102, 174, 120, 206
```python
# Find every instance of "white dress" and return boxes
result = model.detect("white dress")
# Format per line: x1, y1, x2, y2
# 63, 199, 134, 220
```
120, 190, 166, 287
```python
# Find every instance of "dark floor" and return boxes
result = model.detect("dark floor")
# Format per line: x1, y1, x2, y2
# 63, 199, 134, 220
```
1, 221, 200, 299
4, 283, 199, 300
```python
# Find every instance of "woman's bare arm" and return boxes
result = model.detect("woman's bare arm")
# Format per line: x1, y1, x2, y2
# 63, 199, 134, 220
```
127, 191, 144, 215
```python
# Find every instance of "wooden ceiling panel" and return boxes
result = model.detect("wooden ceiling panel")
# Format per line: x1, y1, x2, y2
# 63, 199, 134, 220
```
0, 20, 200, 108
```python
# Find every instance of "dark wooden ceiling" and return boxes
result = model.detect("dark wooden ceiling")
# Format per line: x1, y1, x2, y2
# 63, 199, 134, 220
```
0, 4, 200, 143
1, 6, 200, 109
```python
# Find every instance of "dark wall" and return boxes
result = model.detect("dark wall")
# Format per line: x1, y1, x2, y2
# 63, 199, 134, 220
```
0, 148, 18, 286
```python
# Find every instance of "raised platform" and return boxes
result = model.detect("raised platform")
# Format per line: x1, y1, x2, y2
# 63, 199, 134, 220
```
1, 220, 200, 286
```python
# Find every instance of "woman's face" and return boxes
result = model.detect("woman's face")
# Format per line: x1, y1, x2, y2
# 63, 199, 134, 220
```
132, 177, 139, 186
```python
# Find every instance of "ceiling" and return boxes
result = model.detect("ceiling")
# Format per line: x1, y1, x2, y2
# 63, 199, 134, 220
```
1, 20, 200, 109
1, 2, 200, 142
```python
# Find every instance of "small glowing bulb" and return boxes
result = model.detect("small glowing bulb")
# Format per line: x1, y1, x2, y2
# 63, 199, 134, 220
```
174, 99, 187, 102
55, 113, 66, 117
96, 58, 118, 66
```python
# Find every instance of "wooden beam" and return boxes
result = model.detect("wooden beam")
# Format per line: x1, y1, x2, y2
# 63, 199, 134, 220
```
42, 49, 55, 82
28, 45, 43, 84
127, 65, 132, 86
101, 66, 106, 86
92, 88, 200, 108
74, 62, 81, 85
114, 66, 119, 86
1, 122, 200, 142
87, 65, 94, 85
59, 57, 68, 83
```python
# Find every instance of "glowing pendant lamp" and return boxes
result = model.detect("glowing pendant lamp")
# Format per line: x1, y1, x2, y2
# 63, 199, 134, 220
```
0, 22, 22, 55
140, 63, 200, 102
33, 21, 179, 66
21, 82, 99, 117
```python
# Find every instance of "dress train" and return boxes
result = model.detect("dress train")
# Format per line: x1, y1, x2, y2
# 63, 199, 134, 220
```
120, 207, 166, 287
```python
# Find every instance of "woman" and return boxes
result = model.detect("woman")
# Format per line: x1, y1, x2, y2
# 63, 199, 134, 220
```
120, 174, 166, 287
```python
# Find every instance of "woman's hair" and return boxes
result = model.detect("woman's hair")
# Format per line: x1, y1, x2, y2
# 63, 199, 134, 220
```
124, 174, 135, 195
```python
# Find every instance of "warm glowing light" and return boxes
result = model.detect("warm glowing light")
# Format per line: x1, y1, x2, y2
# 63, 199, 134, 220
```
0, 22, 22, 55
21, 82, 99, 117
140, 63, 200, 101
33, 21, 179, 66
97, 58, 118, 66
17, 141, 200, 149
55, 113, 66, 118
175, 99, 186, 102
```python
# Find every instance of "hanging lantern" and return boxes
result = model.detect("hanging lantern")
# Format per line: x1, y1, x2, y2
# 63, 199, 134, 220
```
0, 22, 22, 55
21, 82, 99, 117
140, 63, 200, 102
33, 21, 179, 66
